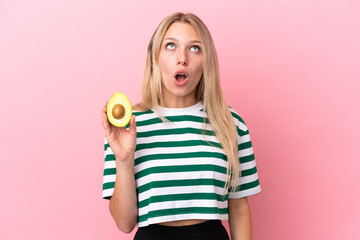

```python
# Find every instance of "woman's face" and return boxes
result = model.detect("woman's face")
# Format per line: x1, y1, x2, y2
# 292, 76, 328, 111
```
158, 22, 203, 108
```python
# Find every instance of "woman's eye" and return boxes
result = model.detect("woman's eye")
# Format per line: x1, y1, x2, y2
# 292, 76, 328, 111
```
166, 43, 175, 50
190, 45, 200, 52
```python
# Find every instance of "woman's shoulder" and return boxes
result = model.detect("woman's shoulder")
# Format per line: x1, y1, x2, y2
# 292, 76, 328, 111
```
131, 102, 155, 117
227, 106, 251, 135
132, 102, 147, 112
228, 106, 246, 125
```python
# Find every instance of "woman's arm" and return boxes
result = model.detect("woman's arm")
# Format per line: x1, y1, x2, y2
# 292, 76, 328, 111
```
109, 156, 138, 233
101, 104, 138, 233
228, 197, 253, 240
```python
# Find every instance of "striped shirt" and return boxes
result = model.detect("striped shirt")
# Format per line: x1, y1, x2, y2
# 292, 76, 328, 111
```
102, 101, 261, 227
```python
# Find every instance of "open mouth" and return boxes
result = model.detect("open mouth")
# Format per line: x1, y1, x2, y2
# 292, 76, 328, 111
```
175, 72, 187, 82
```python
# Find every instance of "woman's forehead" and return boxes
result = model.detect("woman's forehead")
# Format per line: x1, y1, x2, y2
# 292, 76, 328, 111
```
163, 22, 200, 42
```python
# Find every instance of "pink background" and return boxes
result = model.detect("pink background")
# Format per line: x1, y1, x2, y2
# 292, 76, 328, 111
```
1, 0, 359, 239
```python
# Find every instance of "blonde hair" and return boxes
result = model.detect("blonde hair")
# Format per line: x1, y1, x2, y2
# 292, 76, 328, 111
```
135, 12, 240, 192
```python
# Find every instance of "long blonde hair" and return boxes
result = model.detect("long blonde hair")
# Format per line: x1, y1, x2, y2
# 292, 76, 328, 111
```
135, 12, 240, 192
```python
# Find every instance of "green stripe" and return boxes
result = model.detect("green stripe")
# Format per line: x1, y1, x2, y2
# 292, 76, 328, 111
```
104, 168, 116, 176
105, 154, 116, 162
139, 207, 228, 223
241, 166, 258, 177
238, 141, 252, 150
231, 111, 245, 124
103, 182, 115, 190
104, 143, 110, 151
136, 115, 207, 127
135, 117, 162, 126
236, 126, 249, 136
165, 115, 206, 123
135, 152, 227, 166
105, 136, 251, 157
138, 193, 228, 208
106, 138, 250, 154
135, 164, 227, 179
137, 127, 215, 138
137, 178, 226, 193
239, 154, 255, 163
136, 140, 222, 151
230, 179, 260, 192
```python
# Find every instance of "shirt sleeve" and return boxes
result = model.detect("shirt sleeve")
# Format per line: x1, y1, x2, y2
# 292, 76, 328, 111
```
102, 137, 116, 200
228, 108, 261, 199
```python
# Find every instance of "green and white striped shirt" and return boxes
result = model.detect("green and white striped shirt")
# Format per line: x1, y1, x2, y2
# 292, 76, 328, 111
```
102, 101, 261, 227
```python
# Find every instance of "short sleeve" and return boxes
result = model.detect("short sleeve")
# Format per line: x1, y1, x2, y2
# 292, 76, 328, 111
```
228, 108, 261, 199
102, 137, 116, 200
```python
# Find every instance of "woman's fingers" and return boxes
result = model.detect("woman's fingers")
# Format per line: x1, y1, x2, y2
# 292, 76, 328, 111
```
101, 103, 112, 137
101, 113, 110, 136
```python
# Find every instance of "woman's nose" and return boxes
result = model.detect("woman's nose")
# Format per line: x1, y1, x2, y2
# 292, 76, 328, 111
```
177, 48, 188, 66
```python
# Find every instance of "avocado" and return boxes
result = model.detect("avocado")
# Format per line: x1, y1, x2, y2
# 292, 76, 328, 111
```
107, 92, 132, 127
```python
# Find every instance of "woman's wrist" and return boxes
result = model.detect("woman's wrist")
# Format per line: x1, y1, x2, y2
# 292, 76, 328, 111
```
115, 155, 134, 169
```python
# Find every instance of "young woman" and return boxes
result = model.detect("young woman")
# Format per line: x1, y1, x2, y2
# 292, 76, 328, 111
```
101, 12, 261, 240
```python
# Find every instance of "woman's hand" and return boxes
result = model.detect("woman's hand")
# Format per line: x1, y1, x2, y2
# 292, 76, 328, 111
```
101, 102, 137, 162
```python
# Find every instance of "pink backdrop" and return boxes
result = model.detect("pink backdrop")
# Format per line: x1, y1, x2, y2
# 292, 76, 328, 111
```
1, 0, 359, 239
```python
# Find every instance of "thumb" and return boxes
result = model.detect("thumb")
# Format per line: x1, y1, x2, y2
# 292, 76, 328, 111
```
128, 115, 137, 135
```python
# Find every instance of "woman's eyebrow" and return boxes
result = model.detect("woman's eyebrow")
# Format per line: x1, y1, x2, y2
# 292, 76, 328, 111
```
163, 37, 202, 44
163, 37, 178, 42
189, 40, 202, 45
